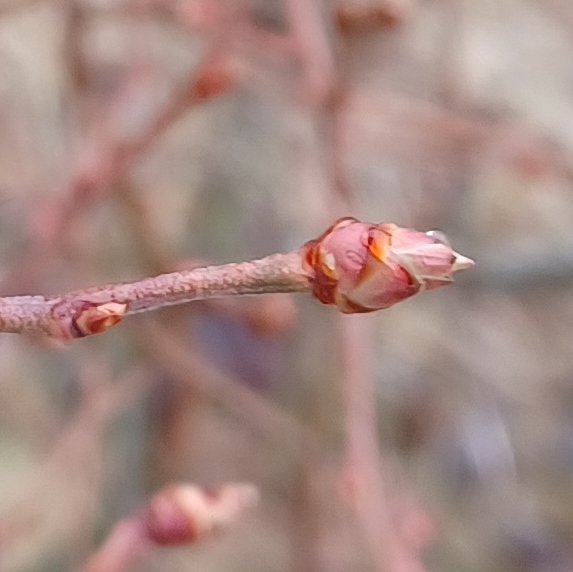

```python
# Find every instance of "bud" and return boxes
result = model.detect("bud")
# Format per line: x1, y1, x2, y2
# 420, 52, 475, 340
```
194, 58, 239, 100
73, 302, 127, 336
302, 218, 474, 313
144, 483, 259, 546
49, 300, 127, 340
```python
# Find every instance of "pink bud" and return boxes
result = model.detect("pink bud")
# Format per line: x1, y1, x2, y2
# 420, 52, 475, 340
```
144, 483, 259, 546
302, 218, 474, 314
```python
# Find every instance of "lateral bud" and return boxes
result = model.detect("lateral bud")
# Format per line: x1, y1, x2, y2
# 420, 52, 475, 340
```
73, 302, 127, 337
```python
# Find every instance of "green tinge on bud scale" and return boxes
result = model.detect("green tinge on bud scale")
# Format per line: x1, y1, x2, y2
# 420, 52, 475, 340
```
302, 217, 474, 314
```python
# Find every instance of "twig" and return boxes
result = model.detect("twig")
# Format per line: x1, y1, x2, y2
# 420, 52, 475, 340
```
0, 364, 152, 564
137, 321, 318, 458
340, 316, 425, 572
0, 253, 308, 339
284, 0, 336, 106
50, 4, 240, 248
0, 218, 472, 339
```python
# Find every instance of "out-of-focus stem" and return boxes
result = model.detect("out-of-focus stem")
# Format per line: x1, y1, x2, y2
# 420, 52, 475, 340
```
340, 316, 424, 572
138, 321, 319, 458
80, 517, 148, 572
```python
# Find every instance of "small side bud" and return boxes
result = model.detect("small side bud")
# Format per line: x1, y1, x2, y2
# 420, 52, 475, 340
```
144, 483, 259, 546
73, 302, 127, 337
49, 300, 128, 340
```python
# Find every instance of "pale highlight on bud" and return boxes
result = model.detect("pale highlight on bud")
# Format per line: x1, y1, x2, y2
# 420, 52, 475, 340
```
302, 218, 474, 313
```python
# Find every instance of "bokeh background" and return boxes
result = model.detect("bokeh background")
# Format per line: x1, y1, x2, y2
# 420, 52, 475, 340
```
1, 0, 573, 571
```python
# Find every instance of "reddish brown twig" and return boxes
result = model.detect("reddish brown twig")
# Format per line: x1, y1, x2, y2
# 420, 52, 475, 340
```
0, 253, 308, 339
0, 218, 472, 339
0, 364, 152, 566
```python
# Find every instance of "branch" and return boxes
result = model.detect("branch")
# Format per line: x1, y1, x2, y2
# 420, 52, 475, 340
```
0, 218, 473, 339
0, 253, 308, 339
340, 316, 426, 572
138, 321, 320, 458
